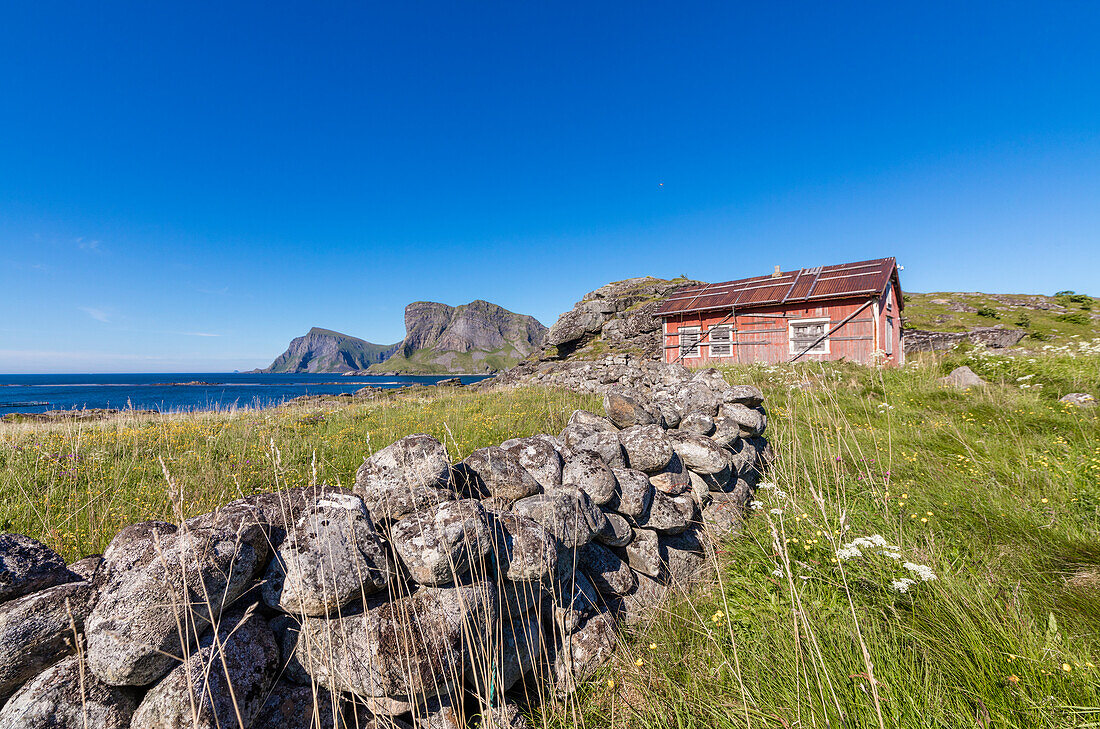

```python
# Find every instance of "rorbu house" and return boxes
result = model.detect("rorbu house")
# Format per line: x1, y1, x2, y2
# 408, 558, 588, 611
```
656, 257, 904, 367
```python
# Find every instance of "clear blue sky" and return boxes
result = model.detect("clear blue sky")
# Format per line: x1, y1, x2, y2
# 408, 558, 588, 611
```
2, 2, 1098, 373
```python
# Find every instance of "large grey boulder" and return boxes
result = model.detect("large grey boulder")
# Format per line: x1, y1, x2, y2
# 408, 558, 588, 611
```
252, 680, 343, 729
86, 526, 269, 686
671, 494, 700, 524
673, 382, 721, 418
618, 425, 673, 473
355, 435, 455, 521
709, 415, 740, 447
728, 438, 758, 477
668, 431, 730, 475
500, 437, 563, 490
101, 520, 178, 577
692, 368, 729, 392
660, 530, 707, 588
610, 468, 654, 519
551, 570, 599, 636
1060, 392, 1097, 407
493, 512, 558, 583
297, 582, 497, 710
129, 608, 280, 729
499, 575, 548, 620
553, 611, 618, 696
576, 431, 629, 470
720, 403, 766, 437
722, 384, 764, 408
545, 304, 610, 348
0, 533, 73, 604
567, 410, 617, 432
561, 450, 618, 505
701, 499, 743, 539
262, 492, 393, 616
939, 365, 987, 389
478, 613, 544, 692
578, 542, 636, 597
0, 655, 137, 729
0, 580, 95, 700
67, 555, 102, 581
678, 411, 715, 436
620, 571, 671, 624
389, 499, 493, 586
459, 447, 542, 504
648, 452, 691, 495
621, 528, 664, 579
512, 490, 604, 549
634, 490, 688, 534
603, 391, 657, 429
595, 512, 633, 548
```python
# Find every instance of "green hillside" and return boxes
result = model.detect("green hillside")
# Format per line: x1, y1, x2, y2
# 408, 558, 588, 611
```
904, 291, 1100, 343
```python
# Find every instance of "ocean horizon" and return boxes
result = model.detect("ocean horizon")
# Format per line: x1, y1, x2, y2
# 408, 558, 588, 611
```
0, 372, 490, 415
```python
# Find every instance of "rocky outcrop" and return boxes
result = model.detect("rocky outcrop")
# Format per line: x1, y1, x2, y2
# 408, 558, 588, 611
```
261, 328, 399, 373
540, 277, 701, 361
0, 361, 770, 729
902, 326, 1027, 353
370, 300, 548, 375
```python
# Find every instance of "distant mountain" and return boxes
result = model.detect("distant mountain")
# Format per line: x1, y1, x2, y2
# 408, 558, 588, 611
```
369, 300, 548, 374
260, 328, 399, 373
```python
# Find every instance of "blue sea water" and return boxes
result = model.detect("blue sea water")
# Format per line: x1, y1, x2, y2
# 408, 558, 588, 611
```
0, 373, 490, 415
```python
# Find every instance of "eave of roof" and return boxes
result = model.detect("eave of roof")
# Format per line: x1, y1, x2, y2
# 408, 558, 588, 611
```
656, 257, 901, 316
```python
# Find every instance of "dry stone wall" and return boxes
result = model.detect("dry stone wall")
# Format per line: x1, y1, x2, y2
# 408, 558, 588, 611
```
0, 362, 770, 729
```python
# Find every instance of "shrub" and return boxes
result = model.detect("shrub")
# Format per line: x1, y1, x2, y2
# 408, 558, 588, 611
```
1057, 312, 1090, 325
976, 306, 1000, 319
1014, 314, 1032, 329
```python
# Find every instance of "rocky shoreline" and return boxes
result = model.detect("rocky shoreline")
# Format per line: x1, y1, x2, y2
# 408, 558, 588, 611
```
0, 361, 771, 728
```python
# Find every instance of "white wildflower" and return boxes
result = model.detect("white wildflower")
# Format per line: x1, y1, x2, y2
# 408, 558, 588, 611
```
769, 508, 784, 515
771, 568, 783, 577
836, 545, 862, 560
891, 578, 916, 593
903, 562, 937, 581
1016, 374, 1034, 381
749, 500, 764, 510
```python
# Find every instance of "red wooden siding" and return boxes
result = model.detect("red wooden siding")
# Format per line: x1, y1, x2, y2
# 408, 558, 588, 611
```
662, 286, 904, 367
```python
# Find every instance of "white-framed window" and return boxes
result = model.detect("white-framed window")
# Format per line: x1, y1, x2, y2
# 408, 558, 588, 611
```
789, 317, 830, 355
678, 326, 701, 357
708, 325, 732, 356
885, 316, 894, 354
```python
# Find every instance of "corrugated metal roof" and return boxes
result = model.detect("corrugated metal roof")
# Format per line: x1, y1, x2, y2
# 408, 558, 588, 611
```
656, 257, 901, 316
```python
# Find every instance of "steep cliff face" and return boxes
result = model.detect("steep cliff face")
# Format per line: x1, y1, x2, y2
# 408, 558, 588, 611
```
372, 300, 548, 374
261, 328, 399, 373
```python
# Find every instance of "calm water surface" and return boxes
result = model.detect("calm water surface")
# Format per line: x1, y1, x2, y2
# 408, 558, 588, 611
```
0, 373, 489, 414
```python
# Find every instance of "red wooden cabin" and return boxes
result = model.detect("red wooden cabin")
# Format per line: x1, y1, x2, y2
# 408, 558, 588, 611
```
656, 257, 904, 367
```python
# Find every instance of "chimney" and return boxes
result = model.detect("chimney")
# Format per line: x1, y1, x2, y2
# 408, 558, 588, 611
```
772, 265, 782, 278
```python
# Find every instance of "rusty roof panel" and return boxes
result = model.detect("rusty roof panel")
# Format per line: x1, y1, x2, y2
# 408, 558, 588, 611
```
656, 257, 900, 316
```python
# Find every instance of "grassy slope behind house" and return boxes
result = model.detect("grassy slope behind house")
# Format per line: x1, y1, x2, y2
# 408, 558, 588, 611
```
903, 291, 1100, 343
2, 345, 1099, 726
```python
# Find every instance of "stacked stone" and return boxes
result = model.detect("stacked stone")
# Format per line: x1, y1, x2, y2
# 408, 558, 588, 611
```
0, 365, 770, 729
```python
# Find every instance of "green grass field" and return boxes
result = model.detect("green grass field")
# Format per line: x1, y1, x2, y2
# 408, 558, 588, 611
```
2, 344, 1098, 727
